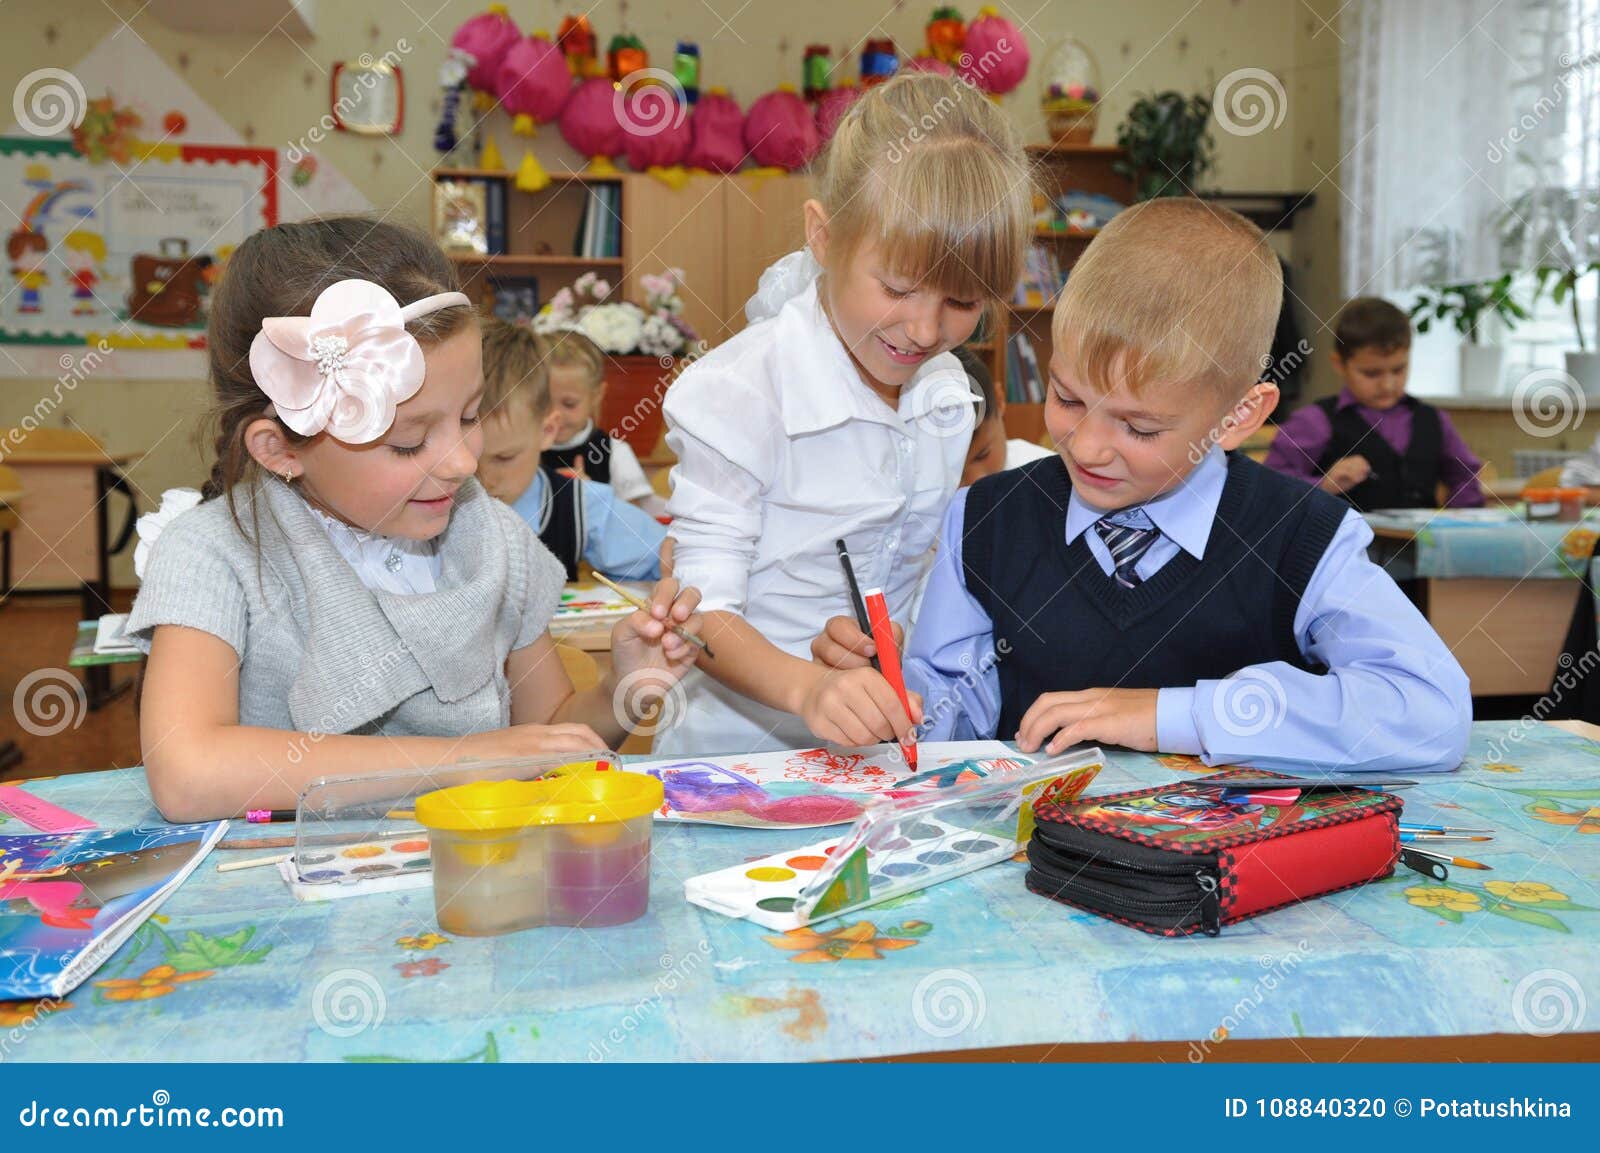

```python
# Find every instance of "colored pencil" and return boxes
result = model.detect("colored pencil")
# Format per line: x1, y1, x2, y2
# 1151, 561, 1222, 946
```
1400, 832, 1493, 843
244, 809, 295, 823
1399, 822, 1492, 834
863, 586, 918, 771
591, 571, 713, 657
1403, 845, 1492, 870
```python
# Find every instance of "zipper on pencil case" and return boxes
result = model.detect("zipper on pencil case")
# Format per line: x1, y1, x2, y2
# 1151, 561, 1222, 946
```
1029, 863, 1223, 936
1029, 837, 1216, 878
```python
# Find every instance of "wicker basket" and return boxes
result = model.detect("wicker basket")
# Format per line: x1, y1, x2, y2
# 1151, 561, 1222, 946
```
1045, 101, 1098, 146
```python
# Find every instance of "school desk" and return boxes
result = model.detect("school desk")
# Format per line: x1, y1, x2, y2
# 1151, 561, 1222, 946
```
1365, 511, 1598, 696
4, 722, 1596, 1063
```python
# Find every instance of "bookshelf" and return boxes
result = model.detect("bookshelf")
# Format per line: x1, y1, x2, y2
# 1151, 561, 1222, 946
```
992, 143, 1134, 442
431, 168, 628, 318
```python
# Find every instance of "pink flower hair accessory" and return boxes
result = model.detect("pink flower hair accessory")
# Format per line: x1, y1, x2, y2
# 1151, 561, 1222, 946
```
248, 279, 472, 444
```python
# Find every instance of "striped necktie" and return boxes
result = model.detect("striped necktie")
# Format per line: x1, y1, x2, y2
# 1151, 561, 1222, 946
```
1093, 516, 1160, 588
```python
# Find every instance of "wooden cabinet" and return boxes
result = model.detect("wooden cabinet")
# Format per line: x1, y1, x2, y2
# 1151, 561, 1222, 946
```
432, 167, 815, 355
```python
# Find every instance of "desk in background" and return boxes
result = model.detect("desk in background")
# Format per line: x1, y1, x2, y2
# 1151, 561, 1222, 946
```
1365, 510, 1598, 696
4, 722, 1595, 1062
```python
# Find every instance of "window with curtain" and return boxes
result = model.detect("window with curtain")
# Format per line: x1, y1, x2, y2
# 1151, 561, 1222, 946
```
1342, 0, 1599, 395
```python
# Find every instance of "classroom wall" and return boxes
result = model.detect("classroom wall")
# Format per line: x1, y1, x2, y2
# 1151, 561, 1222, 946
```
1, 0, 1328, 586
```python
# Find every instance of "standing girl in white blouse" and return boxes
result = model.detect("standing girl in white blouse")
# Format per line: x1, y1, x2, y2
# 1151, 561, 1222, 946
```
128, 218, 702, 821
657, 73, 1033, 756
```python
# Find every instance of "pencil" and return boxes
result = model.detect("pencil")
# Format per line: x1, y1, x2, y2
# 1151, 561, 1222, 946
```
1403, 844, 1492, 870
244, 809, 295, 823
835, 540, 880, 673
591, 571, 714, 658
1400, 832, 1493, 843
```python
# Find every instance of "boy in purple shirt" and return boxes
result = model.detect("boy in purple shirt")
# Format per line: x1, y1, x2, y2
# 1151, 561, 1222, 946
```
1265, 297, 1484, 509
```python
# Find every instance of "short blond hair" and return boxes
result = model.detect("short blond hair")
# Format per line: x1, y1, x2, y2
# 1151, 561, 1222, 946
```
815, 71, 1032, 302
1053, 199, 1281, 400
479, 316, 550, 422
542, 328, 605, 389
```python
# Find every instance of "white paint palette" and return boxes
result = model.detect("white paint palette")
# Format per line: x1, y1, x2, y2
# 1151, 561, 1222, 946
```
685, 751, 1103, 931
276, 833, 434, 902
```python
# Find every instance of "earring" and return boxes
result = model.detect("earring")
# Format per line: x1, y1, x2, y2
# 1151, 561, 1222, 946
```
281, 467, 296, 484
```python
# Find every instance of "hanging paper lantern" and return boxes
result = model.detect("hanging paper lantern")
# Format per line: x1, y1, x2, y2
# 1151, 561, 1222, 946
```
622, 81, 692, 170
561, 75, 627, 171
904, 55, 954, 77
674, 41, 701, 104
960, 7, 1030, 95
814, 84, 862, 145
744, 88, 820, 171
686, 89, 746, 173
451, 4, 520, 93
557, 14, 598, 76
860, 38, 899, 86
802, 44, 833, 102
926, 7, 967, 65
496, 34, 571, 136
608, 33, 648, 83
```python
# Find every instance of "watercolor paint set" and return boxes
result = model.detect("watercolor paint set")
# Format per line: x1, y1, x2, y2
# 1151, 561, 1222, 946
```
684, 750, 1104, 930
277, 750, 616, 902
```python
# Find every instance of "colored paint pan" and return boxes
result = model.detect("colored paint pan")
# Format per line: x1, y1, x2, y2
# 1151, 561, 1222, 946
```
684, 750, 1103, 930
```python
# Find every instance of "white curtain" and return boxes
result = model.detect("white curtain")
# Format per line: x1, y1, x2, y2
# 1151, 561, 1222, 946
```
1341, 0, 1555, 295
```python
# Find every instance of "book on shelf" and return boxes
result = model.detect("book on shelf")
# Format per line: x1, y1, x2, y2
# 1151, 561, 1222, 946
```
1012, 243, 1065, 308
1007, 333, 1044, 403
573, 184, 623, 259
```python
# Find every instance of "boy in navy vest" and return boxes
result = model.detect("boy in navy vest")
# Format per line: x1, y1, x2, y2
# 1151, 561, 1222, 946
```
811, 201, 1470, 773
1264, 297, 1484, 509
476, 318, 665, 583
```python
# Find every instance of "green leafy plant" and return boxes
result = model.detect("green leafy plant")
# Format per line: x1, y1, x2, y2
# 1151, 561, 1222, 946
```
1407, 274, 1529, 345
1499, 186, 1600, 350
1113, 91, 1215, 201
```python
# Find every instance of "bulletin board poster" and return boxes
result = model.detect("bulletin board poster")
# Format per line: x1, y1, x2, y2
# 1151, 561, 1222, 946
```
1, 136, 276, 349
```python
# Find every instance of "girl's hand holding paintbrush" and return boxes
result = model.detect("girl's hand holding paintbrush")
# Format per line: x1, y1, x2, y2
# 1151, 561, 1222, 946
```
601, 573, 707, 723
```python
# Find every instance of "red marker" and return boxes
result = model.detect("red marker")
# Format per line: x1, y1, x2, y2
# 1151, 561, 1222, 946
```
862, 587, 917, 770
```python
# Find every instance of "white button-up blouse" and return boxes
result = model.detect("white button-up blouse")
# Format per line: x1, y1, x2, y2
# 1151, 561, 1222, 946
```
656, 262, 974, 755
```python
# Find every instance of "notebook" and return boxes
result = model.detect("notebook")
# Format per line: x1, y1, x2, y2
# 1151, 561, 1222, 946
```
1, 822, 227, 999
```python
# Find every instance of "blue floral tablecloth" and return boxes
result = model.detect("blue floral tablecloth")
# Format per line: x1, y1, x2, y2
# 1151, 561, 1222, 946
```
3, 724, 1597, 1062
1364, 509, 1600, 580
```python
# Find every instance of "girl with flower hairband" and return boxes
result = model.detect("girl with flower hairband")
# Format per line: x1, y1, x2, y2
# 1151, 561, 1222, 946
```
125, 218, 702, 822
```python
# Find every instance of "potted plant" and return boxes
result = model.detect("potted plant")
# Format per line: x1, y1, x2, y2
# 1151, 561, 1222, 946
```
1500, 186, 1600, 393
1407, 274, 1529, 396
534, 269, 700, 455
1113, 91, 1215, 201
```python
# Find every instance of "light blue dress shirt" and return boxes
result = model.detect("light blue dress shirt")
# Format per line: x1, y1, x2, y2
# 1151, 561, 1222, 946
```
510, 470, 664, 581
905, 449, 1472, 773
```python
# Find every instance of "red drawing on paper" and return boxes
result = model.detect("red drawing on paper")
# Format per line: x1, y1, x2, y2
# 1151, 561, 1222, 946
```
781, 748, 891, 788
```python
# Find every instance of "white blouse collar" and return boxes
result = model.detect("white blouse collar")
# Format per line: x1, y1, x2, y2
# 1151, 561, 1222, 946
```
304, 500, 441, 596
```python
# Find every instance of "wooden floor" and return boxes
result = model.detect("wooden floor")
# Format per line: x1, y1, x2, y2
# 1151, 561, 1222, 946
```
1, 591, 142, 780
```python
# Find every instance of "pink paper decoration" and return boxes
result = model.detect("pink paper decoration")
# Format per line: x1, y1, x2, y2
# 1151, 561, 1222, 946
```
560, 76, 626, 161
686, 90, 746, 173
959, 8, 1031, 95
451, 6, 521, 93
495, 34, 571, 132
814, 85, 863, 145
744, 89, 820, 170
621, 81, 692, 169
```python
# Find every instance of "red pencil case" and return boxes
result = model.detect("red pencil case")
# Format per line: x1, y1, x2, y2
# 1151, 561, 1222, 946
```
1025, 769, 1402, 937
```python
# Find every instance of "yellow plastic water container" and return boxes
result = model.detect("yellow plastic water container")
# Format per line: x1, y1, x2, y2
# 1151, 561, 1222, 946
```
414, 769, 664, 936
